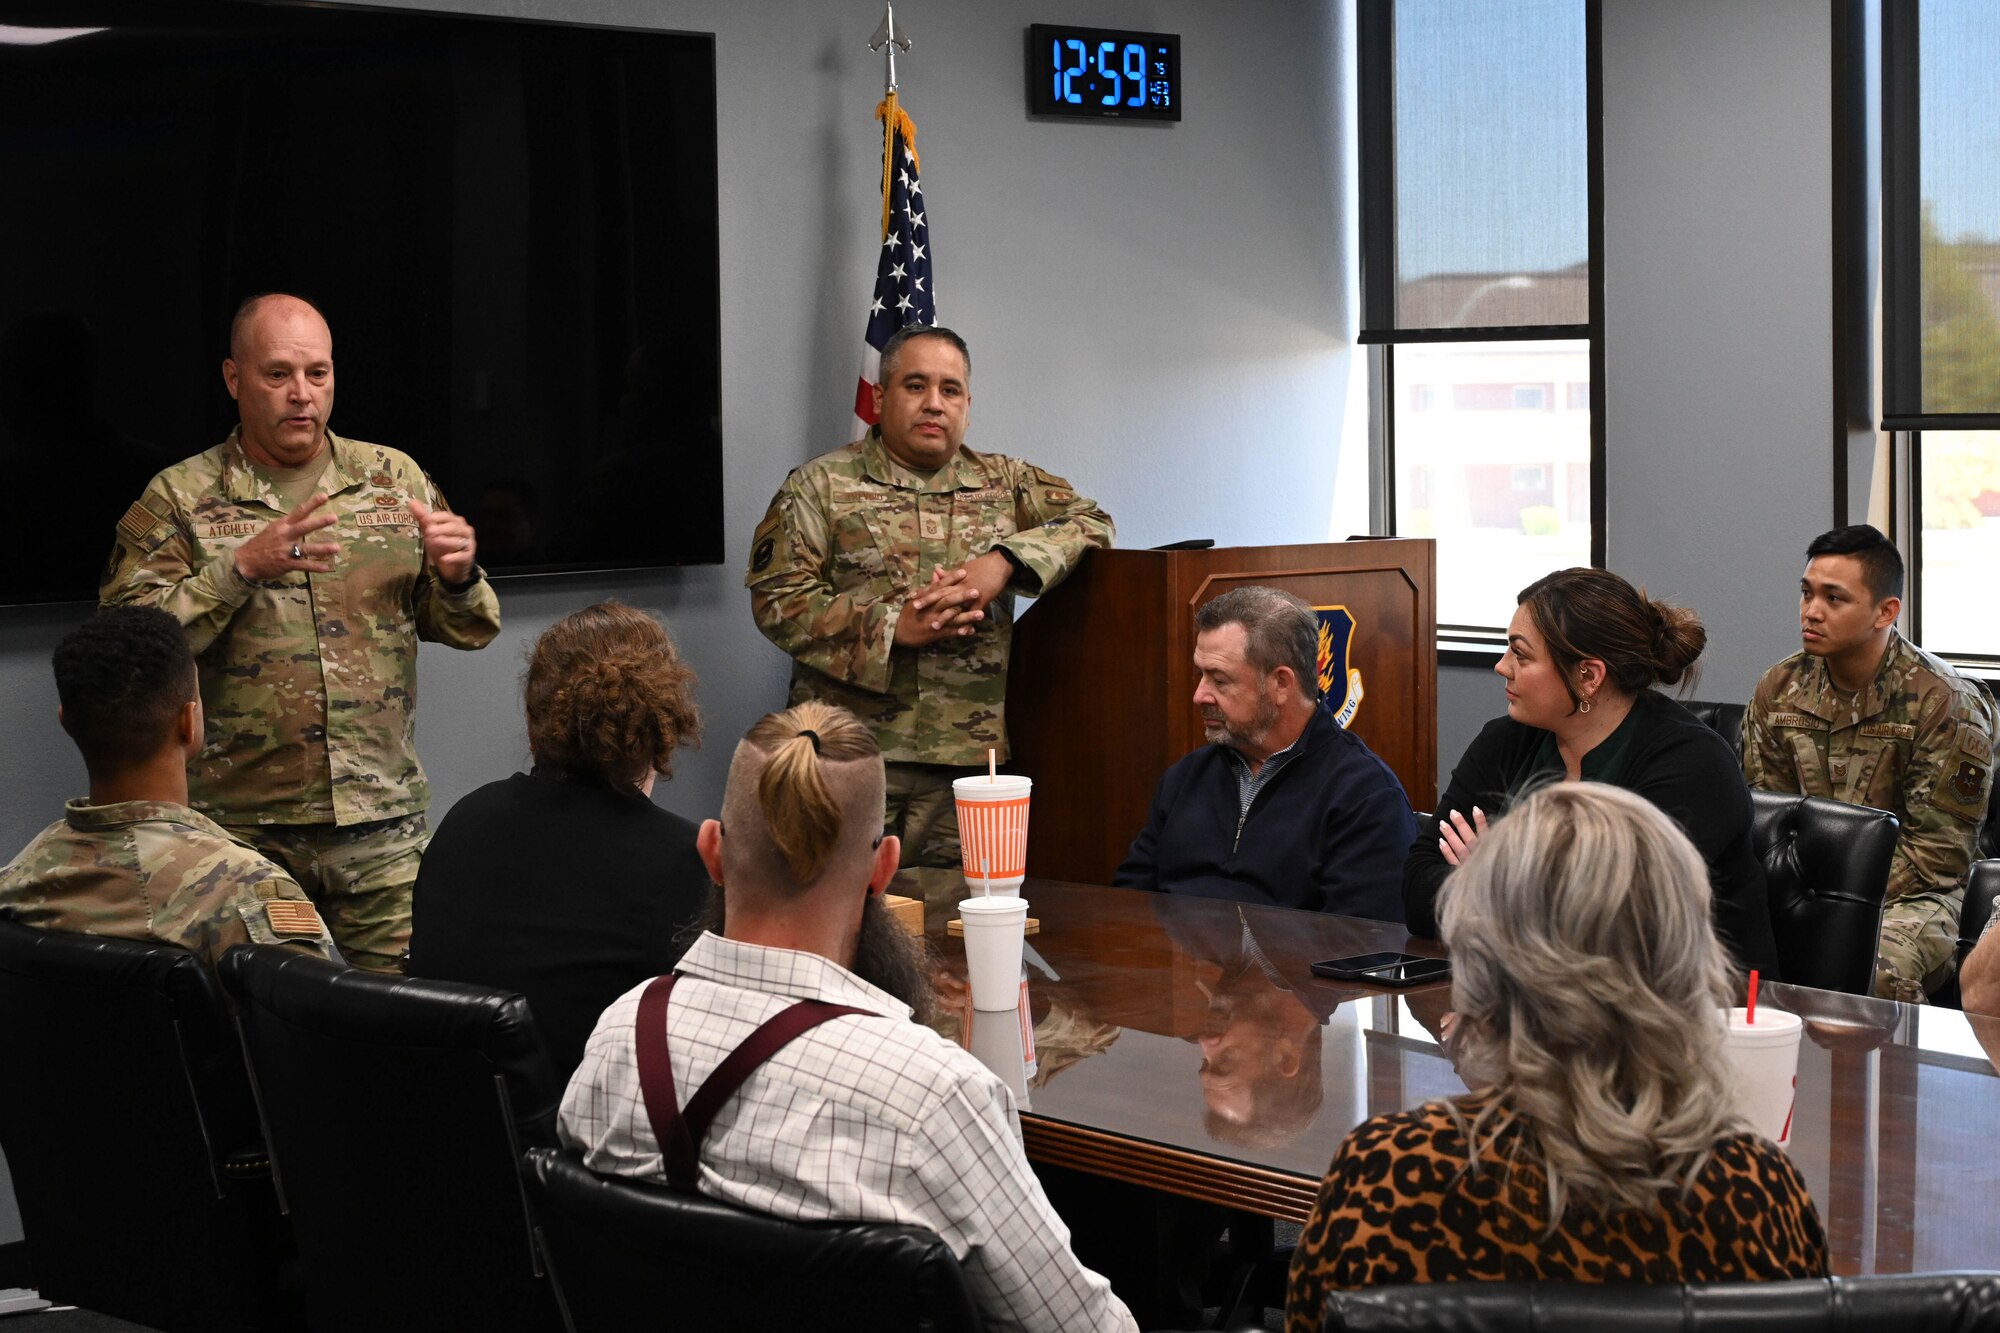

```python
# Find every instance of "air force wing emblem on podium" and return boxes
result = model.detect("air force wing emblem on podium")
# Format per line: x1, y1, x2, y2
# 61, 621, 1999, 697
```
1314, 605, 1364, 728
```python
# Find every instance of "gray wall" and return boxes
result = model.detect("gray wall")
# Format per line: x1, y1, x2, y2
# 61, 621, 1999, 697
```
0, 0, 1356, 852
1434, 0, 1841, 799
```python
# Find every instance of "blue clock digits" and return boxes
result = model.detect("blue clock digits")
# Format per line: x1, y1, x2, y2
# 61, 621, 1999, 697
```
1056, 39, 1151, 107
1095, 41, 1119, 104
1057, 38, 1087, 103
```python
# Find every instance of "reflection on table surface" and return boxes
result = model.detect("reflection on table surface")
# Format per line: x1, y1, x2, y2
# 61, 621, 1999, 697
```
923, 879, 2000, 1275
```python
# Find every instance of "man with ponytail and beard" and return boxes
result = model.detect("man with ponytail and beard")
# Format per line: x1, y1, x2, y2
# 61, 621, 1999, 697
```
560, 702, 1137, 1333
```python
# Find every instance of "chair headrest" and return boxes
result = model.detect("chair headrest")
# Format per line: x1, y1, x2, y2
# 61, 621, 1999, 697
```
0, 913, 218, 1009
219, 942, 543, 1058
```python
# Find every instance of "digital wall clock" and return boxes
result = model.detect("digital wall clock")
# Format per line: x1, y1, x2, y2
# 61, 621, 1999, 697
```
1026, 24, 1180, 121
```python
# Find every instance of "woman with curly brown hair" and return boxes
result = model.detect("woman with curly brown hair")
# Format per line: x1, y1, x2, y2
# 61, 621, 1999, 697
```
409, 601, 706, 1075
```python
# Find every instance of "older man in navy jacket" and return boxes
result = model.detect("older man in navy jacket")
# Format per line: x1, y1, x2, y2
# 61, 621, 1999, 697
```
1114, 587, 1414, 920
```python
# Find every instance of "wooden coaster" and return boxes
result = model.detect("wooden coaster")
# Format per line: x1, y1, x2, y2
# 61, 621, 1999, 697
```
882, 894, 926, 936
946, 916, 1040, 937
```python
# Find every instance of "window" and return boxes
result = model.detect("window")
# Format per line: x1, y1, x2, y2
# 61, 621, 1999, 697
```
1885, 0, 2000, 658
1359, 0, 1601, 635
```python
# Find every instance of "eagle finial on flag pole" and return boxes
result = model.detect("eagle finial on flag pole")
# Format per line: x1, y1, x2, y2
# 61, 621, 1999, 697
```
867, 3, 912, 94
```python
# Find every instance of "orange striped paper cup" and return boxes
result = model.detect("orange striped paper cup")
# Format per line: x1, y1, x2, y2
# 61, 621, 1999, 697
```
952, 774, 1033, 893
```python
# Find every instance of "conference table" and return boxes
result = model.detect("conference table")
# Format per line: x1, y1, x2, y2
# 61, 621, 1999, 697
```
919, 878, 2000, 1276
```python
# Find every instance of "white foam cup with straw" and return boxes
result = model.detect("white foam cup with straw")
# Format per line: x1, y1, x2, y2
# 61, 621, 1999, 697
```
959, 893, 1029, 1010
1718, 970, 1803, 1148
953, 748, 1031, 895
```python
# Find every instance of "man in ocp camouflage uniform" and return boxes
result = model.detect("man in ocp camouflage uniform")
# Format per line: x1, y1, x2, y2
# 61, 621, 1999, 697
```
0, 606, 336, 971
1742, 524, 1996, 1002
747, 325, 1113, 896
99, 294, 499, 972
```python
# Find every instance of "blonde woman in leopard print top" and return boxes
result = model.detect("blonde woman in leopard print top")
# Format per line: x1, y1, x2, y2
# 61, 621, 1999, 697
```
1288, 783, 1827, 1331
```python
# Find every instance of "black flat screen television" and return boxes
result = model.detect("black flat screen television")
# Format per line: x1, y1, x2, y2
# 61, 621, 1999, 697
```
0, 0, 722, 606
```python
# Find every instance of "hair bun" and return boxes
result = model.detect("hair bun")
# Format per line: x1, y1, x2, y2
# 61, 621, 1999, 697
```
1646, 598, 1706, 685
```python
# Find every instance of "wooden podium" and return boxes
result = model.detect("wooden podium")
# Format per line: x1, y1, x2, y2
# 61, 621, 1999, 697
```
1005, 539, 1436, 885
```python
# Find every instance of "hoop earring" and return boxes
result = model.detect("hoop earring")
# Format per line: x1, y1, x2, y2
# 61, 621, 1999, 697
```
1578, 696, 1593, 714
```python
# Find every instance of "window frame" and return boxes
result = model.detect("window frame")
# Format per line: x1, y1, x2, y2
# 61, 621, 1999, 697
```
1876, 0, 2000, 672
1357, 0, 1606, 654
1881, 0, 2000, 431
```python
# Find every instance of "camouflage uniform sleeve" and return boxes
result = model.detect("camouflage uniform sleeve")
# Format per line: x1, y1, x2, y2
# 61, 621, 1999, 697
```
98, 479, 256, 655
991, 460, 1115, 596
1739, 673, 1797, 793
745, 472, 898, 695
410, 474, 502, 650
156, 856, 336, 972
1889, 684, 1995, 902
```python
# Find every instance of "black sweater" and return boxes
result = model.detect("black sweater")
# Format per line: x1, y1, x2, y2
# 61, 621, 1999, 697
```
1114, 706, 1416, 920
1403, 691, 1782, 979
408, 768, 709, 1077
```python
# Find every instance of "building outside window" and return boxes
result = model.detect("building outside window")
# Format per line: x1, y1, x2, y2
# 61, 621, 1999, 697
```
1358, 0, 1600, 637
1885, 0, 2000, 660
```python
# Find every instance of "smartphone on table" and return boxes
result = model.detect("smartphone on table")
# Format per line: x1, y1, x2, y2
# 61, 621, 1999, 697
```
1309, 951, 1450, 988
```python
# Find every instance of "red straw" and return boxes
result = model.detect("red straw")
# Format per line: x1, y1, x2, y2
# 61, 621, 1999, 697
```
1746, 970, 1760, 1024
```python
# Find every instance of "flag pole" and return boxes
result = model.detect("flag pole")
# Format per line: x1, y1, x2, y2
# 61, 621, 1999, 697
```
868, 5, 915, 240
868, 3, 910, 95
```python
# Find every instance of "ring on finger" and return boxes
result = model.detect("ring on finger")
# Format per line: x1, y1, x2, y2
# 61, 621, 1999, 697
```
290, 543, 304, 561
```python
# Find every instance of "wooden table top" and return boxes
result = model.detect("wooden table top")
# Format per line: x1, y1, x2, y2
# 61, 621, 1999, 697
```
921, 878, 2000, 1276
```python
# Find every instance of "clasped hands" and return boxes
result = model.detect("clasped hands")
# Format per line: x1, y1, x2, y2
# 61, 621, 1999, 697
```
893, 550, 1013, 648
232, 492, 479, 585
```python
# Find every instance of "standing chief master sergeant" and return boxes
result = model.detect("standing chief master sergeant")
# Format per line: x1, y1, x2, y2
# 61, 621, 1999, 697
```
100, 293, 500, 973
747, 325, 1113, 886
1742, 524, 1996, 1002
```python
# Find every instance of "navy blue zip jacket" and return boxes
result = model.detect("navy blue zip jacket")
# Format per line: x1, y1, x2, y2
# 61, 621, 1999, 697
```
1113, 706, 1416, 920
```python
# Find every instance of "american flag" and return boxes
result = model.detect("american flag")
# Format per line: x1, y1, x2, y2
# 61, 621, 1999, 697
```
853, 95, 936, 433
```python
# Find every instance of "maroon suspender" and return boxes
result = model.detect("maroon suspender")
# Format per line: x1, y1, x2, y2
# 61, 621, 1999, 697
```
633, 973, 869, 1190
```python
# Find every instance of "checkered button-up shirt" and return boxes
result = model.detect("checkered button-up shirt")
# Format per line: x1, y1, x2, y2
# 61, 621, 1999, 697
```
560, 932, 1136, 1333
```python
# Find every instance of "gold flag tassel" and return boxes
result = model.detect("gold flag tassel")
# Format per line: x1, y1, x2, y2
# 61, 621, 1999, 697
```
874, 92, 922, 241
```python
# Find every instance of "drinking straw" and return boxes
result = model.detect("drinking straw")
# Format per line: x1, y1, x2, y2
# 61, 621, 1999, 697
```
988, 747, 997, 782
1746, 970, 1760, 1024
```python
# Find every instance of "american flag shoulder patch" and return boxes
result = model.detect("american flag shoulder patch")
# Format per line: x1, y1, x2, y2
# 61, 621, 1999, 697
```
117, 498, 170, 545
264, 900, 327, 938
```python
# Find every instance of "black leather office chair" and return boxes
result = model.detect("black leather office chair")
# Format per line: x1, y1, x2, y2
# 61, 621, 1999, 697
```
1963, 859, 2000, 961
0, 917, 290, 1332
1321, 1273, 2000, 1331
1978, 771, 2000, 862
522, 1146, 984, 1333
218, 946, 566, 1333
1935, 858, 2000, 1010
1684, 699, 1748, 754
1750, 789, 1898, 994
